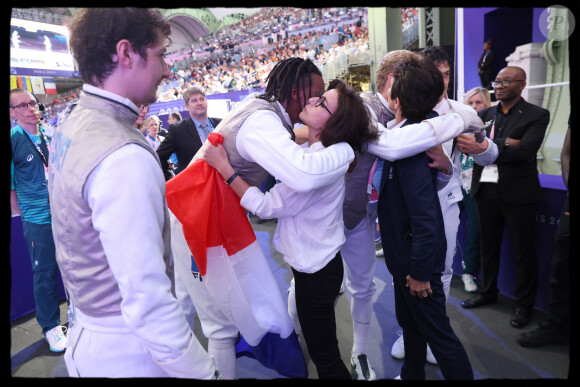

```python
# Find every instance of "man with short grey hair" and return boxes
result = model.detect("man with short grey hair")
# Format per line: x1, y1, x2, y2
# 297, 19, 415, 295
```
157, 87, 222, 180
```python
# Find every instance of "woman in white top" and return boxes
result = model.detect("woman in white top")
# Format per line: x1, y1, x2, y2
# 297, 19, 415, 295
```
204, 79, 377, 379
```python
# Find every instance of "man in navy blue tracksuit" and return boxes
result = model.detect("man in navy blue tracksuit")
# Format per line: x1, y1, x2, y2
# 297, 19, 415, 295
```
377, 56, 473, 380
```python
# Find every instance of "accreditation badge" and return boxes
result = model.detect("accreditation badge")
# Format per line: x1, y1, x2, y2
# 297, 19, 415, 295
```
480, 164, 499, 183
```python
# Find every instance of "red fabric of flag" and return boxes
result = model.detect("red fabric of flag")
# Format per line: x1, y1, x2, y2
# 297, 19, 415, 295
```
166, 133, 256, 276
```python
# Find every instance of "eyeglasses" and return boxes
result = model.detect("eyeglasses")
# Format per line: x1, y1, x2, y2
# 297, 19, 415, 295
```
491, 79, 525, 88
10, 101, 38, 110
314, 93, 333, 116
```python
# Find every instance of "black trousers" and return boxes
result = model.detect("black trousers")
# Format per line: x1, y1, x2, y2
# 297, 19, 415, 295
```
393, 273, 473, 380
476, 184, 539, 307
546, 197, 570, 332
292, 252, 351, 380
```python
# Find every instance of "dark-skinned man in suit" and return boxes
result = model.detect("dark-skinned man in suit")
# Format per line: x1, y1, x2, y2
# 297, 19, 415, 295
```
460, 66, 550, 330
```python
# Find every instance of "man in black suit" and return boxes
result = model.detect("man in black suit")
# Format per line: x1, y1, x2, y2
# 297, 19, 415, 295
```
460, 66, 550, 330
157, 87, 222, 180
478, 38, 496, 89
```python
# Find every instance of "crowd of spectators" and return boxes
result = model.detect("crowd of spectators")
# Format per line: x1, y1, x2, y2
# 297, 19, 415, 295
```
158, 28, 369, 100
165, 7, 365, 60
158, 7, 369, 100
402, 7, 419, 28
24, 7, 378, 127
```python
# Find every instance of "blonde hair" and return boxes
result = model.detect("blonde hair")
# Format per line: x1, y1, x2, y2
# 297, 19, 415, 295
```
375, 50, 419, 93
463, 87, 491, 108
144, 115, 160, 128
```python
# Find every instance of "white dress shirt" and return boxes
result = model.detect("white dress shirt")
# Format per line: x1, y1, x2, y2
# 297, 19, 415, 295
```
235, 100, 354, 193
434, 97, 499, 205
79, 85, 215, 378
241, 141, 346, 274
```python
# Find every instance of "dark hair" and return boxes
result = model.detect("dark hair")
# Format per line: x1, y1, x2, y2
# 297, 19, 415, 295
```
390, 57, 444, 120
258, 57, 322, 109
419, 45, 450, 67
169, 112, 182, 121
68, 8, 172, 85
319, 79, 377, 153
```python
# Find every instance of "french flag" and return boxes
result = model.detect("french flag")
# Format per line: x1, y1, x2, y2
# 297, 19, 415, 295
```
166, 133, 307, 378
44, 77, 57, 94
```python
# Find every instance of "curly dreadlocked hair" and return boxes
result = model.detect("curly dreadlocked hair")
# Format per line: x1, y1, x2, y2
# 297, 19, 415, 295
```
257, 57, 322, 109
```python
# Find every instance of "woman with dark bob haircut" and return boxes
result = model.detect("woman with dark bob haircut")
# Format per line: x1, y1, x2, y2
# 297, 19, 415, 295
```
319, 79, 378, 153
203, 79, 376, 379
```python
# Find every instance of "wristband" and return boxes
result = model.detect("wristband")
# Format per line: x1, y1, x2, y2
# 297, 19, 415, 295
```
225, 171, 239, 185
505, 137, 510, 147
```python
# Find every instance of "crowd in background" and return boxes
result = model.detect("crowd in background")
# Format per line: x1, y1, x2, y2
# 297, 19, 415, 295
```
158, 26, 369, 101
402, 7, 419, 28
25, 7, 411, 128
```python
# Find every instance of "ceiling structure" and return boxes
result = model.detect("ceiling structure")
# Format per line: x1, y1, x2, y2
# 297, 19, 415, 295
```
207, 7, 262, 19
12, 7, 265, 92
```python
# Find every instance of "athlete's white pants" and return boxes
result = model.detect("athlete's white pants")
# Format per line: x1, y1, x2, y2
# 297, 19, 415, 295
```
440, 201, 461, 303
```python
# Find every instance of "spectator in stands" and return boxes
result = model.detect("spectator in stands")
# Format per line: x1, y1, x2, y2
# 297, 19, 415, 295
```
156, 87, 222, 181
458, 87, 493, 293
144, 115, 163, 151
48, 7, 219, 379
379, 55, 473, 381
10, 88, 68, 353
461, 66, 550, 331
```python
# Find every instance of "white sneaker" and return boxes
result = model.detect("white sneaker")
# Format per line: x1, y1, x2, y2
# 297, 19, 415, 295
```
351, 353, 377, 380
45, 325, 68, 352
376, 248, 384, 257
426, 344, 437, 365
462, 274, 478, 293
392, 332, 438, 365
394, 375, 402, 380
391, 331, 405, 359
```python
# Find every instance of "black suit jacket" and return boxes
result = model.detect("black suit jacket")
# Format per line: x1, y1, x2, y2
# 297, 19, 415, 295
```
156, 116, 222, 181
478, 49, 496, 87
471, 98, 550, 204
377, 114, 446, 282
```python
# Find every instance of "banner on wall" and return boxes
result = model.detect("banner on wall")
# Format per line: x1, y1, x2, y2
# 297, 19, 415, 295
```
30, 76, 45, 95
10, 75, 18, 90
148, 88, 265, 120
16, 76, 32, 92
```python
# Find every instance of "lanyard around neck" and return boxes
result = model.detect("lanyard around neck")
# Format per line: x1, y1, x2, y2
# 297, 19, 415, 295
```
23, 129, 49, 167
